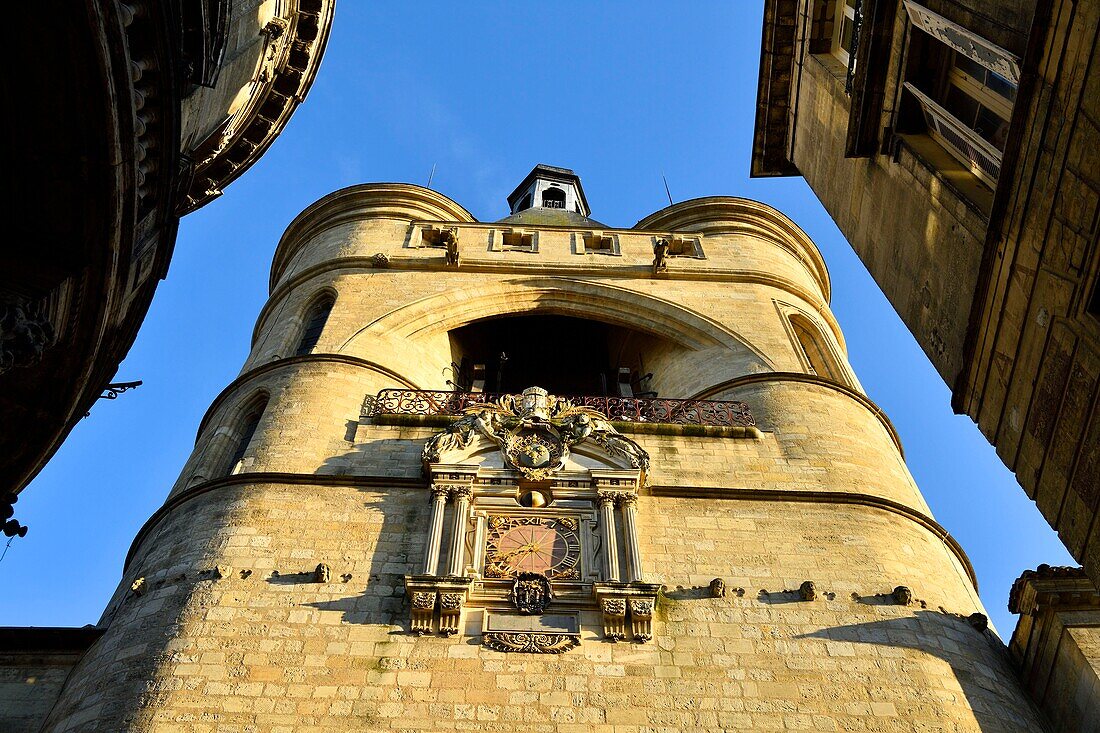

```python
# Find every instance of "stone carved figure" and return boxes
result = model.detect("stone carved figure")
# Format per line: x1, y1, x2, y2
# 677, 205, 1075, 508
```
653, 237, 670, 274
440, 227, 460, 266
710, 578, 727, 598
423, 386, 650, 483
1, 297, 56, 374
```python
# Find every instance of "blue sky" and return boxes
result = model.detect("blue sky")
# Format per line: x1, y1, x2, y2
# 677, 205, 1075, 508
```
1, 2, 1073, 637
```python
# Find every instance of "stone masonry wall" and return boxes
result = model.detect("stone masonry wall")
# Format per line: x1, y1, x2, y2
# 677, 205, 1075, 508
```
43, 481, 1042, 732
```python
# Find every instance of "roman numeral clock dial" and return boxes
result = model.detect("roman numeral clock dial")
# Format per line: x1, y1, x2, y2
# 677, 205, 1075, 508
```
484, 516, 581, 580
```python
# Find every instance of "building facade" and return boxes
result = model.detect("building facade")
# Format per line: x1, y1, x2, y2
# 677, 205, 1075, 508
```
751, 0, 1099, 583
0, 1, 335, 521
1, 167, 1070, 731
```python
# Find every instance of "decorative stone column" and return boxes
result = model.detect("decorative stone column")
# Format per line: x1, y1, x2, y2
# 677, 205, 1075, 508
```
447, 486, 472, 577
619, 493, 643, 583
598, 491, 621, 582
423, 484, 450, 575
470, 512, 487, 576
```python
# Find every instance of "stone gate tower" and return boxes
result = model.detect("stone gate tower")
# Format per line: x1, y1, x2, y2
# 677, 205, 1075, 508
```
37, 166, 1050, 731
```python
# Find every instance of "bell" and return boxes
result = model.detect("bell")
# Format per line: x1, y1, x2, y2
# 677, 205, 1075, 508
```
521, 490, 548, 508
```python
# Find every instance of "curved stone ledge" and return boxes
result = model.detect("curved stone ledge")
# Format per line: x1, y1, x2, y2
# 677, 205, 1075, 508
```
194, 354, 421, 442
634, 197, 831, 303
694, 371, 905, 459
181, 1, 336, 213
123, 473, 976, 593
270, 184, 478, 289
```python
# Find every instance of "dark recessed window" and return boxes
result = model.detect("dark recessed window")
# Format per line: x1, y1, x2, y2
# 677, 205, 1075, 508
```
296, 297, 334, 356
226, 400, 265, 476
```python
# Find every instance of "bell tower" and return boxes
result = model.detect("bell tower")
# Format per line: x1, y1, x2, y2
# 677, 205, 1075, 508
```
504, 164, 593, 220
38, 167, 1052, 731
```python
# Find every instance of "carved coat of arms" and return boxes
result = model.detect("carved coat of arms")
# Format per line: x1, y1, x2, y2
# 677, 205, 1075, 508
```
422, 386, 649, 482
510, 572, 553, 615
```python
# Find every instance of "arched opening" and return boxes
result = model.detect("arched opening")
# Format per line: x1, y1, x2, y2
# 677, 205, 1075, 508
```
225, 396, 267, 476
790, 314, 843, 382
447, 314, 679, 396
515, 193, 532, 212
541, 187, 566, 209
295, 295, 334, 356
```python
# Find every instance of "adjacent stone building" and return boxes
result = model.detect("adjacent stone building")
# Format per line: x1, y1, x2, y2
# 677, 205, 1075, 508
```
1, 167, 1073, 731
752, 0, 1099, 583
1, 1, 335, 517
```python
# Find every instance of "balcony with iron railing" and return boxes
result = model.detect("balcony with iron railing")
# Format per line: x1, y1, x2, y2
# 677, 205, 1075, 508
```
361, 389, 756, 430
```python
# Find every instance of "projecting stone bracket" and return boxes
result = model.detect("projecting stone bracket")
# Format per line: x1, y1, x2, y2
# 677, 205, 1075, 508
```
404, 575, 472, 637
594, 582, 661, 643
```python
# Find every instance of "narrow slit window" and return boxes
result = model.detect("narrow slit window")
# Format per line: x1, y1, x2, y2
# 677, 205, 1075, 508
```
296, 297, 334, 356
226, 402, 265, 476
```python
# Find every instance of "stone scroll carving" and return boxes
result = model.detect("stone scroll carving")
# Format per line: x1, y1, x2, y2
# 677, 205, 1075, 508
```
422, 386, 650, 483
482, 632, 580, 654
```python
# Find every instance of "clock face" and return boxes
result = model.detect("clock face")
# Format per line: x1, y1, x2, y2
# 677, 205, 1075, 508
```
484, 516, 581, 580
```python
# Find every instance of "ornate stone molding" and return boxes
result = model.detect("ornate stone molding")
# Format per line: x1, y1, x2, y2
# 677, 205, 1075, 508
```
423, 386, 650, 483
0, 296, 57, 375
482, 632, 580, 654
403, 575, 472, 637
600, 597, 628, 641
409, 591, 436, 635
180, 1, 336, 213
594, 582, 661, 643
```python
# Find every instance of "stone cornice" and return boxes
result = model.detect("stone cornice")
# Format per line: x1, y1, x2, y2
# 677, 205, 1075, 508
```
633, 197, 830, 303
690, 372, 905, 459
123, 473, 977, 593
179, 0, 336, 214
193, 354, 421, 441
1008, 565, 1097, 615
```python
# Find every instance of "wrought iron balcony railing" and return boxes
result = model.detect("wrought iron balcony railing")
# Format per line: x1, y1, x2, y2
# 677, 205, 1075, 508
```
362, 389, 755, 428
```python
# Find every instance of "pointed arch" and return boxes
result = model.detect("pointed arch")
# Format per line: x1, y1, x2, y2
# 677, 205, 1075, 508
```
294, 290, 336, 356
223, 391, 269, 477
789, 312, 845, 383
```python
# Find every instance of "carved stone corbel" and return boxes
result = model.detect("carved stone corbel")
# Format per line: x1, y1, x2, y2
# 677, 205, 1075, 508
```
596, 582, 661, 642
404, 575, 472, 637
601, 597, 628, 641
629, 598, 655, 642
439, 591, 465, 636
410, 591, 436, 635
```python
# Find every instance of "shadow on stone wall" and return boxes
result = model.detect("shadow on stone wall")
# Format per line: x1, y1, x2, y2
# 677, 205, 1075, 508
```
797, 612, 1046, 731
